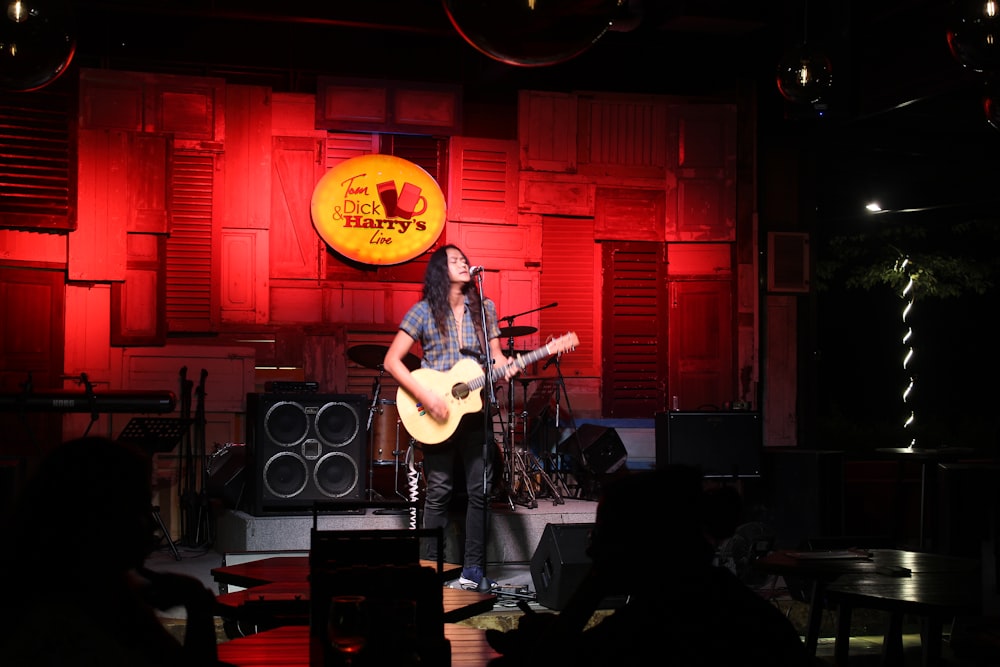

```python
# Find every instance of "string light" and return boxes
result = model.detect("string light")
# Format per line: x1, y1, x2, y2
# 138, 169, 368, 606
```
895, 256, 918, 447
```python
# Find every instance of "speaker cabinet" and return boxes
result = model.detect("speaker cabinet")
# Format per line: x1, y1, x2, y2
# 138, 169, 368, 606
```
246, 393, 368, 515
530, 523, 626, 611
655, 411, 762, 478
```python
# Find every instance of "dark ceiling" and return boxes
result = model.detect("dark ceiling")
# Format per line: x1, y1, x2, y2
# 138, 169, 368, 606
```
57, 1, 1000, 224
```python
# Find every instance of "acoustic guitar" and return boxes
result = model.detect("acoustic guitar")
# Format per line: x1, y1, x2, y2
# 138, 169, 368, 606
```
396, 332, 579, 445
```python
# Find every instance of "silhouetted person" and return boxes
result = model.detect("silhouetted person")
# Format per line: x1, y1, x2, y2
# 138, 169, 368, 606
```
487, 465, 815, 666
0, 436, 220, 666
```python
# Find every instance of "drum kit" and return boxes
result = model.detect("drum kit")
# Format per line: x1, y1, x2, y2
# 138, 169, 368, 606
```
346, 344, 421, 510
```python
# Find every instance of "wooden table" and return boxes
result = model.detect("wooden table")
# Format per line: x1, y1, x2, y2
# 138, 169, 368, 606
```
826, 566, 980, 666
212, 555, 494, 632
755, 548, 980, 665
216, 581, 497, 625
211, 556, 463, 590
217, 623, 501, 667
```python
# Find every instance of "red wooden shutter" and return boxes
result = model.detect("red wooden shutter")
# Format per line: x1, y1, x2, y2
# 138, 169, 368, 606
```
601, 241, 667, 418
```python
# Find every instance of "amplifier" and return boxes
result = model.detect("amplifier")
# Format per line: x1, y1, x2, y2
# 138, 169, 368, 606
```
263, 381, 319, 393
655, 411, 762, 478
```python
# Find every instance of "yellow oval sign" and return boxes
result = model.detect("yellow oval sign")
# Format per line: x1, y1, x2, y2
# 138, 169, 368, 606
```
310, 154, 446, 266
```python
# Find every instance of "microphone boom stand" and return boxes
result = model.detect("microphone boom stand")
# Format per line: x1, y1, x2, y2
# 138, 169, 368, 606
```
473, 271, 498, 593
547, 355, 580, 499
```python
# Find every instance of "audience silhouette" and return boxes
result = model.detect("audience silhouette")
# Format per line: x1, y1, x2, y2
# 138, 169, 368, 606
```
487, 464, 815, 666
0, 436, 221, 666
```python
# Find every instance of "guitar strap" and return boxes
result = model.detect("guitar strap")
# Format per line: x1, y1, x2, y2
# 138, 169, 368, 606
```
470, 298, 487, 357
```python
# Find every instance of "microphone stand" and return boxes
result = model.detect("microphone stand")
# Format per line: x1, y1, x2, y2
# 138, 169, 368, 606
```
548, 354, 579, 498
472, 270, 497, 593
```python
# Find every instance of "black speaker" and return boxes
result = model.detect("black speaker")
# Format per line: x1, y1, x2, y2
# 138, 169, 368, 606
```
530, 522, 626, 611
246, 393, 368, 515
564, 424, 628, 475
655, 411, 762, 478
206, 443, 246, 510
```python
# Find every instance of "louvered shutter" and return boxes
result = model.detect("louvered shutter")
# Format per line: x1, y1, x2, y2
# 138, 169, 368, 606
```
539, 217, 598, 377
166, 151, 217, 331
0, 81, 73, 231
448, 137, 515, 224
601, 242, 667, 417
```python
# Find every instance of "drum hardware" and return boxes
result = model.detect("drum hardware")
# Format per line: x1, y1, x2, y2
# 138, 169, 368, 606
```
497, 325, 538, 338
346, 344, 420, 373
346, 343, 421, 513
496, 303, 563, 509
506, 376, 564, 508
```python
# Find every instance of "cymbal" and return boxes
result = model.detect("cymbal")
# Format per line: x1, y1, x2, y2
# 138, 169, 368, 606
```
347, 344, 420, 372
498, 325, 537, 338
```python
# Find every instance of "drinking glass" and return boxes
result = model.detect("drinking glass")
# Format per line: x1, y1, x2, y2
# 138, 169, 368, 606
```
327, 595, 369, 665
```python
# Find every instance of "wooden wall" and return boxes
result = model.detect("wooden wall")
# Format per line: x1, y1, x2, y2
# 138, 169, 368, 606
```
0, 67, 809, 524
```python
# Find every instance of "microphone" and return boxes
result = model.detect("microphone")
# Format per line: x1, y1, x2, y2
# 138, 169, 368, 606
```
543, 355, 558, 370
469, 266, 485, 276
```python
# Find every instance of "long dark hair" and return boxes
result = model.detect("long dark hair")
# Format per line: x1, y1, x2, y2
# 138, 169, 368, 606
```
423, 244, 484, 339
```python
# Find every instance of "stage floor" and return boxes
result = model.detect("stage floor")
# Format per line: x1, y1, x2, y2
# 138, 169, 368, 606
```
214, 495, 599, 565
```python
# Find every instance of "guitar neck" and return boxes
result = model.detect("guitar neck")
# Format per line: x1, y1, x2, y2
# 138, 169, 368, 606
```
467, 344, 555, 391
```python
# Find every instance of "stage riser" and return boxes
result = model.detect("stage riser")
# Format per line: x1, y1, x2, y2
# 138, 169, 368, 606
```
214, 499, 597, 563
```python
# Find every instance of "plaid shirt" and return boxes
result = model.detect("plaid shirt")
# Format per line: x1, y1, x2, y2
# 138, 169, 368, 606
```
399, 297, 501, 372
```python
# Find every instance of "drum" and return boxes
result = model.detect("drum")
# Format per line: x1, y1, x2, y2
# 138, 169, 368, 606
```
371, 439, 424, 500
371, 399, 411, 465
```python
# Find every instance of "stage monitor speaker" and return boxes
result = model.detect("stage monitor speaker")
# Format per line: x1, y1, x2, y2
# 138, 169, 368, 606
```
655, 411, 762, 478
206, 443, 246, 510
530, 522, 627, 611
563, 423, 628, 475
246, 393, 368, 515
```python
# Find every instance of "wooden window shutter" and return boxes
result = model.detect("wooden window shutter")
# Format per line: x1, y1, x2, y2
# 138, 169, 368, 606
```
166, 151, 216, 332
447, 137, 515, 224
324, 132, 379, 167
0, 79, 74, 231
539, 217, 598, 377
601, 241, 667, 418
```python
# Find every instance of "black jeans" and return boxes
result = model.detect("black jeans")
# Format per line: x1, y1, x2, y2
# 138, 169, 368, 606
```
420, 412, 494, 570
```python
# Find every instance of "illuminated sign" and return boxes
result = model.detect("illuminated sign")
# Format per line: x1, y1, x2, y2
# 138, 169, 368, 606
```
310, 154, 446, 265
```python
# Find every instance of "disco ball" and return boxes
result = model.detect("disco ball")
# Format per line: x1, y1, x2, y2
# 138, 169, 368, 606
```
776, 44, 833, 105
441, 0, 624, 67
946, 0, 1000, 73
0, 0, 76, 92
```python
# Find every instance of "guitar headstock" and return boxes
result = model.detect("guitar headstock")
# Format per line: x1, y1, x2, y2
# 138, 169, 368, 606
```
547, 332, 579, 355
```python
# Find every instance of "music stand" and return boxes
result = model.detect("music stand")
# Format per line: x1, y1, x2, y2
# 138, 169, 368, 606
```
117, 417, 192, 561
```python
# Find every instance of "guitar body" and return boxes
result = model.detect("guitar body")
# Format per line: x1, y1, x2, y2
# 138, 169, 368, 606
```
396, 332, 578, 445
396, 358, 486, 445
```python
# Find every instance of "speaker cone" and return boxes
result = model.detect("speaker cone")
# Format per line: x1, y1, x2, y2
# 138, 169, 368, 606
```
315, 401, 361, 447
314, 451, 359, 498
262, 450, 308, 498
263, 401, 309, 447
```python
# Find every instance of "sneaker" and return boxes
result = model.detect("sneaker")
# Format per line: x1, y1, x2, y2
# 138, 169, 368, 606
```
459, 566, 498, 590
